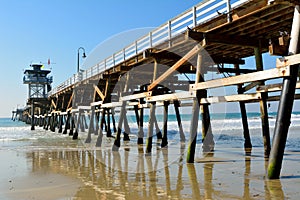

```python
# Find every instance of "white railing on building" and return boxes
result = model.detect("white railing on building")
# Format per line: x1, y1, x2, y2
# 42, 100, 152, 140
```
48, 0, 250, 96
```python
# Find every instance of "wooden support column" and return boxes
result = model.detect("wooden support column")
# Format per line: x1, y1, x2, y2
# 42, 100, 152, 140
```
152, 59, 162, 140
106, 109, 112, 137
80, 112, 85, 132
30, 103, 35, 130
58, 114, 63, 133
146, 102, 156, 154
63, 111, 70, 134
123, 113, 131, 141
85, 106, 95, 143
112, 72, 130, 151
235, 64, 252, 150
94, 110, 100, 135
45, 114, 50, 130
53, 113, 58, 132
154, 117, 162, 140
174, 100, 185, 142
137, 104, 144, 145
73, 112, 79, 140
111, 108, 117, 133
255, 47, 271, 157
50, 113, 55, 132
161, 101, 169, 148
201, 98, 214, 152
187, 53, 203, 163
96, 109, 106, 147
134, 104, 140, 127
84, 112, 88, 129
268, 5, 300, 179
43, 114, 47, 129
69, 113, 74, 136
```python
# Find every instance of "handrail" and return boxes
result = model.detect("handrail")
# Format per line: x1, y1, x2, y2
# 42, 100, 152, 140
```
48, 0, 250, 96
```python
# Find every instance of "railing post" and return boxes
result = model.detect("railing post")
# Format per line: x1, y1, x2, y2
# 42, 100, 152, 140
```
168, 21, 172, 47
226, 0, 232, 22
123, 48, 126, 61
113, 53, 115, 66
149, 32, 153, 48
193, 6, 197, 27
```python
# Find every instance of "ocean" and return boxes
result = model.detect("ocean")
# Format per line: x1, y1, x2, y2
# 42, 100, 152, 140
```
2, 112, 300, 150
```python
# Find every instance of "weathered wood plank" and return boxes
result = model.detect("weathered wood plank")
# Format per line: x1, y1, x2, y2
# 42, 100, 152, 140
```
67, 92, 74, 109
276, 54, 300, 68
148, 44, 201, 91
190, 66, 290, 91
93, 84, 105, 101
257, 81, 300, 93
121, 92, 152, 101
90, 100, 103, 107
146, 91, 195, 102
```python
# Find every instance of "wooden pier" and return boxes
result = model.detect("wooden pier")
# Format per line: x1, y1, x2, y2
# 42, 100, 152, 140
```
17, 0, 300, 179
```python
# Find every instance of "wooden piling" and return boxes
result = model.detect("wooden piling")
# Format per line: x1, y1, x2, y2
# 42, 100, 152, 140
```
254, 47, 271, 157
154, 117, 162, 140
96, 109, 105, 147
234, 64, 252, 150
111, 108, 117, 133
146, 102, 156, 154
73, 113, 79, 140
63, 111, 70, 134
201, 102, 214, 152
58, 114, 63, 133
137, 101, 144, 145
69, 113, 74, 136
112, 101, 126, 151
50, 113, 55, 132
30, 103, 35, 130
174, 100, 185, 142
161, 101, 169, 148
85, 106, 95, 143
94, 110, 100, 135
104, 109, 111, 137
268, 5, 300, 179
187, 53, 202, 163
123, 113, 131, 141
112, 72, 130, 151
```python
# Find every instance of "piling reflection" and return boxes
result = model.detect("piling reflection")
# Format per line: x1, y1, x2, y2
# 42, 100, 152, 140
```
27, 146, 289, 199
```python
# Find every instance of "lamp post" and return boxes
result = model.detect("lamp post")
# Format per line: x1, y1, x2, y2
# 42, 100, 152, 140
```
77, 47, 86, 73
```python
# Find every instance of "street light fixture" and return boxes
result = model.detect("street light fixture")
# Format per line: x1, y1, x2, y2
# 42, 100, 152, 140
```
77, 47, 86, 73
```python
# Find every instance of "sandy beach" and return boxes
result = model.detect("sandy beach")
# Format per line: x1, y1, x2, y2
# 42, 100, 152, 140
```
0, 129, 300, 200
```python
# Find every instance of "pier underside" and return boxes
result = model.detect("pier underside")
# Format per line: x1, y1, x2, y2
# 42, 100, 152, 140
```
21, 0, 300, 179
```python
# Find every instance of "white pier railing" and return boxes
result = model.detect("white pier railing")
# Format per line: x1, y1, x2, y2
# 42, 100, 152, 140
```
48, 0, 250, 96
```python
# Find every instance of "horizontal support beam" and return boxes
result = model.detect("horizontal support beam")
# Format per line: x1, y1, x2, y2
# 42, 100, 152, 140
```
101, 102, 122, 108
217, 67, 257, 74
186, 29, 268, 48
257, 81, 300, 93
121, 92, 152, 101
190, 66, 290, 91
146, 91, 195, 102
77, 106, 91, 110
90, 101, 103, 107
276, 54, 300, 68
201, 93, 262, 104
242, 81, 261, 92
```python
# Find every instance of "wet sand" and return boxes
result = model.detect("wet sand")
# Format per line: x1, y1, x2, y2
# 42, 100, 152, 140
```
0, 134, 300, 200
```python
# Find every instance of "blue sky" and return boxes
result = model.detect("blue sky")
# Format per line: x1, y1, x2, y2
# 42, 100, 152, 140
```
0, 0, 201, 117
0, 0, 298, 118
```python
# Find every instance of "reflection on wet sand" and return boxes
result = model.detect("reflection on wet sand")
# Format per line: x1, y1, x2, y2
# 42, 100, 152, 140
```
27, 144, 294, 199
